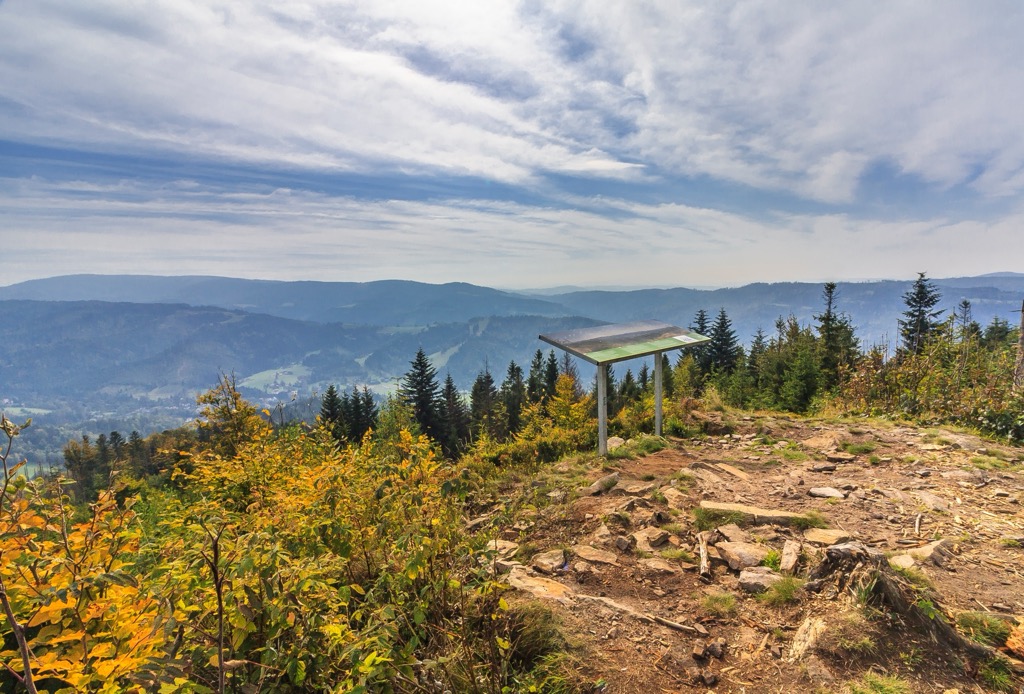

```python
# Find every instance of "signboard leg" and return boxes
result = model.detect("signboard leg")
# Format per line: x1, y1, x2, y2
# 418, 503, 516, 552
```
597, 362, 608, 455
654, 351, 663, 436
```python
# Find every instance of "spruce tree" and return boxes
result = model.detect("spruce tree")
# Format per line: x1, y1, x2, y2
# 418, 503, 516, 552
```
439, 374, 470, 458
470, 369, 500, 439
559, 351, 583, 398
638, 362, 650, 391
320, 384, 346, 442
618, 368, 640, 404
900, 272, 942, 354
500, 361, 527, 436
708, 307, 740, 373
690, 309, 713, 377
526, 349, 546, 403
544, 350, 559, 399
815, 282, 858, 391
399, 348, 444, 443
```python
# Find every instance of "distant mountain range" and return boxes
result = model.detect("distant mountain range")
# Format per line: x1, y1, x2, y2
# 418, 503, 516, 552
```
2, 272, 1021, 468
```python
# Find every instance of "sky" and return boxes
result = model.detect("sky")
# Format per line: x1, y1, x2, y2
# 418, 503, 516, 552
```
2, 1, 1023, 289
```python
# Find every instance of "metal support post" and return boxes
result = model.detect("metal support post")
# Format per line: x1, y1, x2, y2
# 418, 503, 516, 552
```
654, 351, 663, 436
597, 362, 608, 455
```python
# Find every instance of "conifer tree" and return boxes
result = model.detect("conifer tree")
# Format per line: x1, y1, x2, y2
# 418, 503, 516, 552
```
618, 368, 640, 404
708, 307, 740, 374
544, 350, 559, 399
439, 374, 470, 458
526, 349, 546, 403
470, 368, 501, 439
500, 361, 527, 436
690, 309, 713, 378
559, 351, 583, 398
661, 353, 675, 398
319, 384, 346, 442
399, 349, 444, 443
900, 272, 942, 354
638, 362, 650, 392
815, 282, 859, 391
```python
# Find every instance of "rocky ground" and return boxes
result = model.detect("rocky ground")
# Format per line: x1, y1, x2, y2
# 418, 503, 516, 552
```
479, 413, 1024, 693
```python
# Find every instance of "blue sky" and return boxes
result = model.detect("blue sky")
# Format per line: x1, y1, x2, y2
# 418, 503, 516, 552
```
1, 1, 1023, 289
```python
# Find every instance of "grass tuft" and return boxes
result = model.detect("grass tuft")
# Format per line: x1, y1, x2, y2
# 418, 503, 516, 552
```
847, 672, 912, 694
757, 577, 803, 607
699, 592, 737, 617
956, 611, 1011, 647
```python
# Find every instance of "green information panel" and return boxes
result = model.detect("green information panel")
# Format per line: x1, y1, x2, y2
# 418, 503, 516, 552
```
540, 320, 709, 365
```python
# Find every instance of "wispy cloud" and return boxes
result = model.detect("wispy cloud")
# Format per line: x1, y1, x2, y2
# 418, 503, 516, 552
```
2, 176, 1019, 287
1, 2, 1023, 286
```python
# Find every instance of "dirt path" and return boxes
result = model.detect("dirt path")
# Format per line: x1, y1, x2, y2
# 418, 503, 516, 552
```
490, 413, 1024, 692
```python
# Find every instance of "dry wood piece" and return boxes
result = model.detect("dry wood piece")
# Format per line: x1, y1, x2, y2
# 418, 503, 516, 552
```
697, 530, 718, 581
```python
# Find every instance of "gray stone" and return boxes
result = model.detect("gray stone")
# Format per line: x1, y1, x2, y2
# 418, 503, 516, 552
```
572, 545, 619, 565
614, 535, 637, 553
780, 540, 801, 574
531, 549, 566, 574
888, 554, 916, 570
808, 487, 847, 499
915, 491, 949, 512
639, 557, 679, 574
716, 541, 771, 570
738, 566, 784, 593
810, 463, 837, 472
803, 528, 851, 545
588, 523, 613, 546
581, 471, 620, 496
487, 539, 520, 558
631, 526, 670, 552
616, 479, 657, 495
607, 436, 626, 450
698, 500, 811, 525
716, 523, 752, 543
660, 485, 689, 510
506, 566, 575, 605
907, 538, 953, 567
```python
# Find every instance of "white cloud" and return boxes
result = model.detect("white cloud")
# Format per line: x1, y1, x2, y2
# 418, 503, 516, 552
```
2, 177, 1021, 288
3, 1, 1023, 201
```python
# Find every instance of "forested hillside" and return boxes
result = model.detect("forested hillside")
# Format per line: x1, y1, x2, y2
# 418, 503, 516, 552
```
1, 272, 1022, 690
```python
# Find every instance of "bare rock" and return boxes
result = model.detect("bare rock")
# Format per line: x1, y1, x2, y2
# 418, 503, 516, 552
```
588, 523, 613, 546
808, 486, 846, 499
698, 500, 812, 525
614, 535, 637, 553
802, 528, 851, 545
888, 554, 916, 570
907, 538, 953, 567
810, 463, 837, 472
738, 566, 783, 593
659, 485, 689, 510
531, 549, 566, 574
716, 523, 752, 543
615, 479, 657, 495
488, 539, 520, 558
506, 566, 574, 605
639, 557, 680, 575
915, 490, 949, 512
717, 541, 771, 570
581, 471, 620, 496
631, 526, 670, 552
780, 539, 801, 574
573, 544, 619, 566
607, 436, 626, 451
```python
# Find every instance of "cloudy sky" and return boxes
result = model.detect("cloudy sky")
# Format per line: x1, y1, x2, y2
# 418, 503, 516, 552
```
2, 1, 1023, 289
